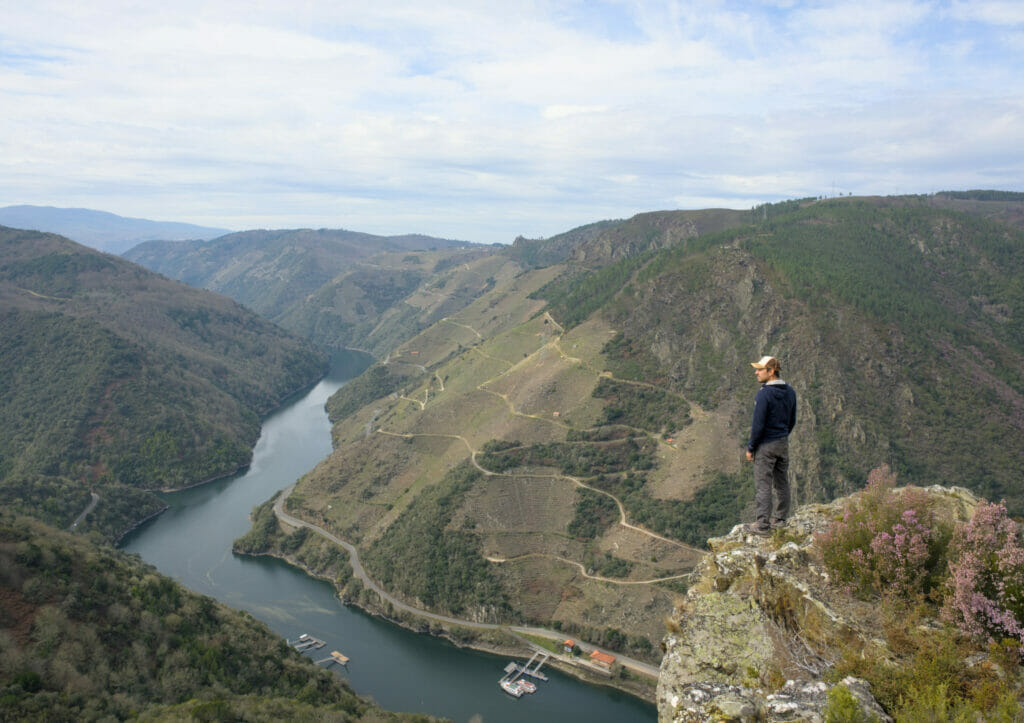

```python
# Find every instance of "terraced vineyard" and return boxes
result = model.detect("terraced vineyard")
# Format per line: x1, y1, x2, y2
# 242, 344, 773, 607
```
279, 256, 707, 659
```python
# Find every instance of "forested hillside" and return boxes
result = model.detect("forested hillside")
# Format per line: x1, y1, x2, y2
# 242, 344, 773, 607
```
586, 197, 1024, 511
124, 228, 493, 355
0, 512, 434, 722
0, 227, 326, 539
253, 194, 1024, 662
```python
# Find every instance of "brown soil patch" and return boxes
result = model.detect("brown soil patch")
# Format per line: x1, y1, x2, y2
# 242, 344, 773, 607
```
480, 532, 585, 561
598, 526, 704, 573
551, 570, 677, 643
0, 586, 36, 647
649, 400, 742, 501
493, 555, 578, 621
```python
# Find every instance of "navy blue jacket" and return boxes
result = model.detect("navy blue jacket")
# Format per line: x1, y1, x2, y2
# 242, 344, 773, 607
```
747, 380, 797, 453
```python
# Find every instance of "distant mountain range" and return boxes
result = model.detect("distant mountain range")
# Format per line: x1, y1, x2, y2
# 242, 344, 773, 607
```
0, 205, 231, 254
125, 228, 489, 355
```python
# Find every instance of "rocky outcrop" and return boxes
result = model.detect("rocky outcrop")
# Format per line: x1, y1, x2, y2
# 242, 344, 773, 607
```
657, 485, 981, 722
663, 677, 890, 723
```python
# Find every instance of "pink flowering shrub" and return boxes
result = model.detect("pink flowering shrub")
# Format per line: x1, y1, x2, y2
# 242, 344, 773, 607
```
943, 500, 1024, 648
816, 465, 951, 600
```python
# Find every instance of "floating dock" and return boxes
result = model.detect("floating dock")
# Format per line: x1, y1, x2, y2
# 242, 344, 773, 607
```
498, 651, 549, 696
315, 651, 350, 666
291, 633, 326, 651
504, 651, 550, 681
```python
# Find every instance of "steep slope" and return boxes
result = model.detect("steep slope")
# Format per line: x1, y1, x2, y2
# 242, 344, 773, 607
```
0, 205, 229, 254
588, 198, 1024, 512
124, 228, 488, 353
503, 209, 751, 271
273, 256, 707, 665
0, 512, 435, 722
657, 483, 1022, 721
275, 246, 508, 358
0, 227, 326, 539
245, 196, 1024, 669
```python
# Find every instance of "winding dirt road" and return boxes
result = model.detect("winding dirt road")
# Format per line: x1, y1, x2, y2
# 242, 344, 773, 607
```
272, 309, 713, 683
272, 484, 661, 680
69, 492, 99, 531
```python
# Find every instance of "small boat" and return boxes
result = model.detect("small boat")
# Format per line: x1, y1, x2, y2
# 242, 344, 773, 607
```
500, 679, 525, 697
519, 679, 536, 693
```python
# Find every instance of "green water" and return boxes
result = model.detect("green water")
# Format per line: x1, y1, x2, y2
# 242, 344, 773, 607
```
122, 351, 657, 722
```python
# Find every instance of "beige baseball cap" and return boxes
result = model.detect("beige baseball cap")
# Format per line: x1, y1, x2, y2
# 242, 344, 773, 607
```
750, 355, 776, 369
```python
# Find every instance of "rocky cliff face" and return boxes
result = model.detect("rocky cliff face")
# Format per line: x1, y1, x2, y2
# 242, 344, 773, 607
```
656, 485, 982, 722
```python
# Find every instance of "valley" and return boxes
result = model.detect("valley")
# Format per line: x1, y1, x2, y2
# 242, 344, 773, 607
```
218, 194, 1024, 673
4, 191, 1024, 718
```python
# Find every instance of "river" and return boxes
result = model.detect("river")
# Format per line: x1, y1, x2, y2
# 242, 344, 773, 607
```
122, 351, 658, 722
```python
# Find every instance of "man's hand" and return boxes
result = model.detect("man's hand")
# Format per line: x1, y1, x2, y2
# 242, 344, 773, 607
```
746, 450, 754, 462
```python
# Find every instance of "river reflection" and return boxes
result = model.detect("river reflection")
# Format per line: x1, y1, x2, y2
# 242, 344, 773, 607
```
122, 351, 657, 722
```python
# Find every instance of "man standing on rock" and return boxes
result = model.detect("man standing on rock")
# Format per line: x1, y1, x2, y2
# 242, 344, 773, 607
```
745, 355, 797, 536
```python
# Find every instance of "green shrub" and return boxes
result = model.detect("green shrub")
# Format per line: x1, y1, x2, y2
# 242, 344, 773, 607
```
591, 377, 690, 433
823, 684, 878, 723
893, 682, 1021, 723
567, 488, 618, 540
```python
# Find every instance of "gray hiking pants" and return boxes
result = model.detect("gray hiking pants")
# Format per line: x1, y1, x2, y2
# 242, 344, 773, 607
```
754, 437, 790, 526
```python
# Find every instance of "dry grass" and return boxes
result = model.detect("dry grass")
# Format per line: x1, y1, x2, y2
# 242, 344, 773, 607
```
492, 555, 578, 621
598, 526, 704, 573
647, 399, 742, 501
447, 263, 561, 337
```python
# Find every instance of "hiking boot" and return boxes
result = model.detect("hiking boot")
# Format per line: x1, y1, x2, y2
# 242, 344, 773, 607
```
744, 523, 772, 537
770, 519, 787, 530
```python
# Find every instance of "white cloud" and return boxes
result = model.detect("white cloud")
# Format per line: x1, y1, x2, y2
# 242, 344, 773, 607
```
542, 105, 610, 120
949, 1, 1024, 25
0, 0, 1021, 243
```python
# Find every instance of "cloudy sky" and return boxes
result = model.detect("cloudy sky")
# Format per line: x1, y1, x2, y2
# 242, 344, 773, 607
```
2, 1, 1022, 243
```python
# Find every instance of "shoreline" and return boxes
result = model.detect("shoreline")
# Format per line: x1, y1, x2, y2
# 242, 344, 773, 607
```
119, 360, 348, 537
234, 544, 658, 704
113, 502, 169, 545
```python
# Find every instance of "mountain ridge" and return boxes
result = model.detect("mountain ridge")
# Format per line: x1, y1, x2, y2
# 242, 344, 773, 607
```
126, 228, 502, 356
243, 194, 1024, 670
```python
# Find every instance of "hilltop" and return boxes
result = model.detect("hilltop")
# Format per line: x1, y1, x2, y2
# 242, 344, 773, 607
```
0, 226, 326, 539
223, 193, 1024, 671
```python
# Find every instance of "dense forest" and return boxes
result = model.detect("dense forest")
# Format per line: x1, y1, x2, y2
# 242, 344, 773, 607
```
0, 512, 435, 721
361, 463, 511, 619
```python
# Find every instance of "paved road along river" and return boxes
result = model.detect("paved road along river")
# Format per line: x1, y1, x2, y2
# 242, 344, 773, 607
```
122, 351, 658, 722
